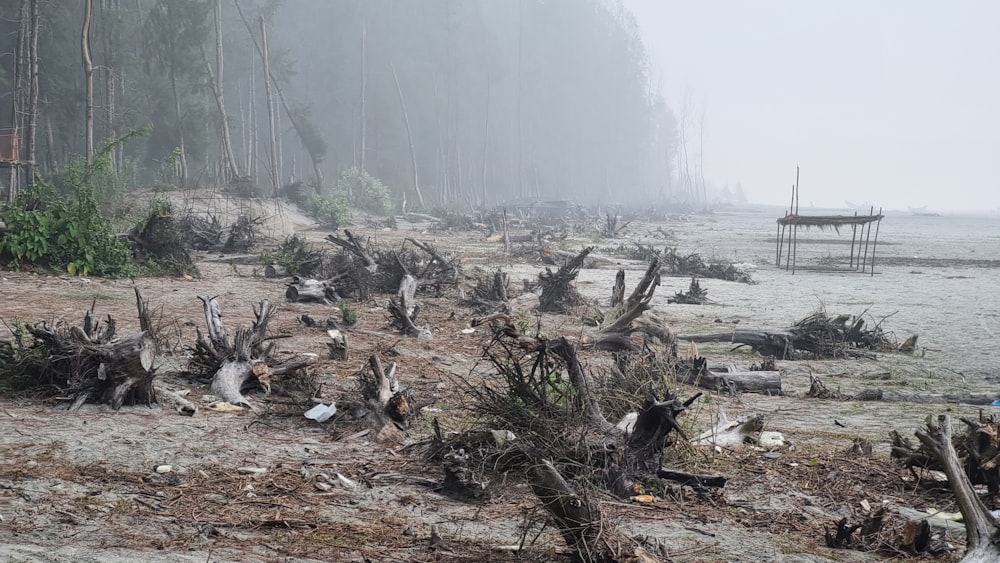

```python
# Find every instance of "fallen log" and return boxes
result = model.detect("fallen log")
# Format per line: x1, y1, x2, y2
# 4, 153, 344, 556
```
853, 390, 998, 405
264, 264, 288, 278
676, 362, 782, 395
285, 275, 346, 304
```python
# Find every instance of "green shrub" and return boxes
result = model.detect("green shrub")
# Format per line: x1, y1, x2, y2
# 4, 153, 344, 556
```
304, 192, 351, 229
0, 130, 147, 278
336, 166, 392, 215
339, 302, 358, 327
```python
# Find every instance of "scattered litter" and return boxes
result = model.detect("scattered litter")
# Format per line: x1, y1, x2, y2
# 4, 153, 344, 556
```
629, 494, 654, 503
237, 467, 267, 474
155, 465, 172, 474
304, 402, 337, 422
759, 431, 786, 448
461, 327, 476, 335
335, 473, 358, 490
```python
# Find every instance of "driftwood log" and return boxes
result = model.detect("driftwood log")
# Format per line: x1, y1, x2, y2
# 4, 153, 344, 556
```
676, 360, 782, 395
285, 275, 349, 304
190, 296, 311, 408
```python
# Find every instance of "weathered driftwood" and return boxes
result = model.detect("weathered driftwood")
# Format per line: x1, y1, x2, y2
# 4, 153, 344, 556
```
264, 264, 288, 278
358, 353, 433, 429
327, 329, 349, 361
191, 296, 310, 408
285, 275, 349, 304
676, 361, 782, 396
914, 415, 1000, 563
388, 274, 431, 338
853, 389, 998, 405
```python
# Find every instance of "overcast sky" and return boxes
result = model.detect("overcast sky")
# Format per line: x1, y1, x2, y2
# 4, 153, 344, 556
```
624, 0, 999, 212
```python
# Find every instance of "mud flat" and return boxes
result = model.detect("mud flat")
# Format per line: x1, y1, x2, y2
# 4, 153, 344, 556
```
2, 206, 997, 562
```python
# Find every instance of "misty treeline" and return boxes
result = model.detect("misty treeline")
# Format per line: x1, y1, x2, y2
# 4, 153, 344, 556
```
0, 0, 715, 209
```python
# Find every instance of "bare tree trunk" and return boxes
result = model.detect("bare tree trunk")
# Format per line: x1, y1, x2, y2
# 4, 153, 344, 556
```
169, 65, 188, 183
481, 73, 490, 207
391, 62, 424, 209
359, 5, 367, 172
208, 0, 240, 182
259, 15, 280, 196
25, 0, 39, 187
81, 0, 94, 163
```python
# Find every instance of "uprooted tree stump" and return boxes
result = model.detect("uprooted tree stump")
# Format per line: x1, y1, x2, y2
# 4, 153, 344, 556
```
285, 274, 352, 304
0, 291, 157, 410
189, 296, 311, 408
678, 309, 909, 360
456, 321, 707, 561
538, 246, 592, 313
667, 277, 708, 304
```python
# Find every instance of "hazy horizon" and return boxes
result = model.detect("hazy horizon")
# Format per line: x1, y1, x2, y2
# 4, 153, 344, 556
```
625, 0, 1000, 213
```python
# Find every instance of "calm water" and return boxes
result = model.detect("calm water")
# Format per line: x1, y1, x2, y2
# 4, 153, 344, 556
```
650, 206, 1000, 381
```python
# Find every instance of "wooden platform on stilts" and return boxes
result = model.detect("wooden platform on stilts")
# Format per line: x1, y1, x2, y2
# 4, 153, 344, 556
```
775, 167, 884, 275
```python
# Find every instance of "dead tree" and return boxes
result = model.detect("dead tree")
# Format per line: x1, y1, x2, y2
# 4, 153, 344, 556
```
538, 246, 592, 313
190, 296, 310, 408
915, 415, 1000, 563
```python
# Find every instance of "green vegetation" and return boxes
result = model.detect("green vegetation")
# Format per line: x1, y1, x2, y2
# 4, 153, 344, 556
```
303, 193, 352, 230
336, 167, 392, 215
339, 302, 358, 327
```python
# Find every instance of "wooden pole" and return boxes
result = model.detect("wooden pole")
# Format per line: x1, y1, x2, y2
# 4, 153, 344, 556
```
775, 222, 783, 266
849, 212, 858, 268
861, 206, 874, 273
870, 207, 882, 277
81, 0, 94, 163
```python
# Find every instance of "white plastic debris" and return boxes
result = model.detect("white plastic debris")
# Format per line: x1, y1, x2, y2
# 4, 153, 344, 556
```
304, 402, 337, 423
335, 473, 358, 490
155, 465, 173, 474
759, 431, 786, 448
616, 412, 638, 434
461, 327, 476, 335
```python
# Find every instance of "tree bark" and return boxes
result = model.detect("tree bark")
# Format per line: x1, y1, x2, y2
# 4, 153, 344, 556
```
915, 415, 1000, 562
207, 0, 240, 181
25, 0, 39, 186
259, 15, 280, 195
81, 0, 94, 163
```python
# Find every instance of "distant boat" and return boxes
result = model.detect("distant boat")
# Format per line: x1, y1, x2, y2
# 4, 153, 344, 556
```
907, 205, 928, 213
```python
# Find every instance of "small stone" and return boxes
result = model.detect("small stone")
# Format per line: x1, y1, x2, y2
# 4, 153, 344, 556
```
155, 465, 172, 474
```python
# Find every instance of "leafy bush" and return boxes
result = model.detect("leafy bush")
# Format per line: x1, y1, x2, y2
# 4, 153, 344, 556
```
259, 234, 324, 277
0, 182, 134, 277
0, 130, 147, 278
336, 166, 392, 215
304, 192, 351, 229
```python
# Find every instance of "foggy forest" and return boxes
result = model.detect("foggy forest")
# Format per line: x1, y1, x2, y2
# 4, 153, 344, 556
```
0, 0, 712, 208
